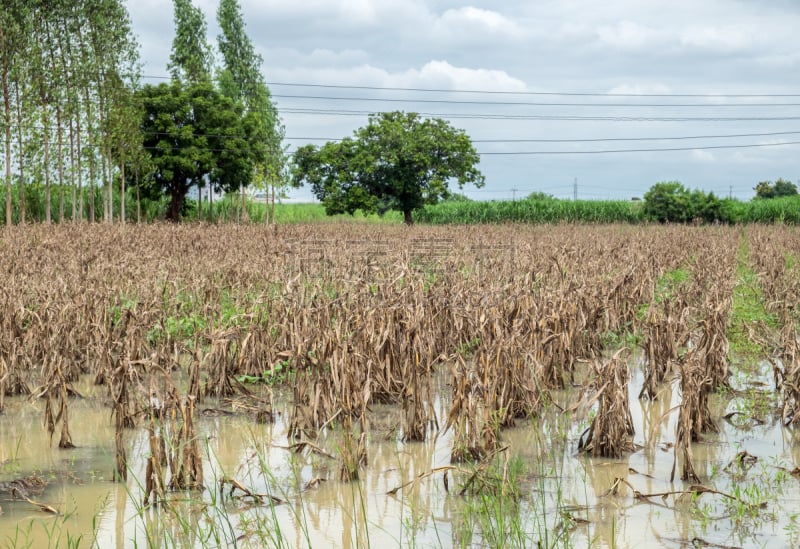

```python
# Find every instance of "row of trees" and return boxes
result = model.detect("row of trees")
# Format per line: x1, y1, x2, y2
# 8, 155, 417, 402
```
642, 178, 800, 224
3, 1, 789, 226
0, 0, 140, 225
0, 0, 285, 224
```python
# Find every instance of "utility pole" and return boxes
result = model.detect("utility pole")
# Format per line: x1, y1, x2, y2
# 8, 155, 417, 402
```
511, 188, 518, 201
729, 185, 733, 200
573, 177, 578, 200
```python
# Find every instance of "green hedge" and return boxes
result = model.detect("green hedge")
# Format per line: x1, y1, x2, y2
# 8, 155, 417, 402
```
414, 196, 800, 225
414, 198, 645, 224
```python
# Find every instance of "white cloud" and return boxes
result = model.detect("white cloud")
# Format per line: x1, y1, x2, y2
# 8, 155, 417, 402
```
395, 60, 527, 91
235, 0, 430, 29
690, 149, 715, 163
126, 0, 800, 200
265, 48, 371, 69
268, 59, 526, 92
606, 83, 672, 95
436, 7, 525, 39
595, 20, 665, 50
679, 25, 754, 53
756, 52, 800, 68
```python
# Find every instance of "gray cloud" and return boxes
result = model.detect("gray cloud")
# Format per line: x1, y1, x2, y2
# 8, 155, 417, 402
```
127, 0, 800, 201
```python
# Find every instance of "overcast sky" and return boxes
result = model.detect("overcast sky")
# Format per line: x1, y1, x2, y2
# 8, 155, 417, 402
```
126, 0, 800, 201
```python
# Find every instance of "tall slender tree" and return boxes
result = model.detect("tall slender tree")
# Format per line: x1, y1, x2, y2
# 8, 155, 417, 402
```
0, 1, 32, 225
217, 0, 285, 223
32, 5, 56, 223
170, 0, 212, 84
84, 0, 140, 223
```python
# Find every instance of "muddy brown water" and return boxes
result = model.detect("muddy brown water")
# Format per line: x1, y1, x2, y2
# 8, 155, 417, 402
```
1, 358, 799, 548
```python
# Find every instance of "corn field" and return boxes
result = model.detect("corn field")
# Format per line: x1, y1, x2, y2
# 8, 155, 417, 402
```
2, 222, 800, 547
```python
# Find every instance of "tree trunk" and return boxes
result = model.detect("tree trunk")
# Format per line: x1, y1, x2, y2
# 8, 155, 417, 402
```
83, 82, 94, 222
1, 31, 10, 226
107, 150, 113, 222
11, 79, 22, 224
168, 191, 185, 222
102, 150, 110, 222
88, 147, 95, 223
98, 89, 110, 223
240, 185, 246, 223
119, 148, 125, 223
403, 209, 414, 225
69, 120, 75, 222
77, 124, 84, 221
56, 105, 64, 223
270, 183, 275, 226
41, 90, 51, 224
135, 167, 140, 224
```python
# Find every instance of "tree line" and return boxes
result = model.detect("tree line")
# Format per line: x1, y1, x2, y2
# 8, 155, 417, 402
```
1, 0, 140, 225
0, 0, 285, 224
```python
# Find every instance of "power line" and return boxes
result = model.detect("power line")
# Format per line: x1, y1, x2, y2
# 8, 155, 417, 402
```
477, 140, 800, 155
283, 130, 800, 143
83, 137, 797, 156
17, 121, 800, 146
137, 74, 800, 98
280, 107, 800, 122
258, 79, 800, 99
273, 93, 800, 108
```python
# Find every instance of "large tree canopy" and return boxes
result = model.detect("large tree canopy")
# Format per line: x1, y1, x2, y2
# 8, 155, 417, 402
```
292, 111, 485, 224
138, 81, 255, 221
643, 181, 722, 224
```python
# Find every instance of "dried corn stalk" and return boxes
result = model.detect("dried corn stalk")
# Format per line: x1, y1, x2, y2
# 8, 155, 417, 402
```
672, 351, 718, 482
578, 348, 635, 458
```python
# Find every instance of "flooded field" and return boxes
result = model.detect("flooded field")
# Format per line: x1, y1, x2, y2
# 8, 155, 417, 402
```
2, 223, 800, 548
2, 363, 800, 547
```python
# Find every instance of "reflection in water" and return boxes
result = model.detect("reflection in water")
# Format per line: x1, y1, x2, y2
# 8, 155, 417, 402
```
0, 362, 799, 547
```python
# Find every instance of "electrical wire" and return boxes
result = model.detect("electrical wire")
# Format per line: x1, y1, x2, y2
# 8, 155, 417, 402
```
272, 93, 800, 108
477, 140, 800, 155
283, 130, 800, 143
280, 107, 800, 122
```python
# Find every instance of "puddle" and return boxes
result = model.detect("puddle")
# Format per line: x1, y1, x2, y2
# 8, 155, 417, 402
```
1, 359, 799, 548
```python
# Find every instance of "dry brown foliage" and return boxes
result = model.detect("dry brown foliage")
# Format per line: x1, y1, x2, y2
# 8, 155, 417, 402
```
0, 223, 773, 495
639, 302, 683, 400
672, 350, 718, 483
578, 348, 635, 458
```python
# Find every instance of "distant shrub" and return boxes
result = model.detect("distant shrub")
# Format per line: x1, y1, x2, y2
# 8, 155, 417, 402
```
643, 181, 721, 223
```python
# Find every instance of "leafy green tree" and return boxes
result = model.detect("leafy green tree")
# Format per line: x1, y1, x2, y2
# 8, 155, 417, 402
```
138, 81, 255, 221
774, 178, 798, 197
755, 178, 798, 199
689, 189, 722, 223
754, 181, 774, 199
292, 111, 485, 225
643, 181, 721, 223
643, 182, 691, 223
